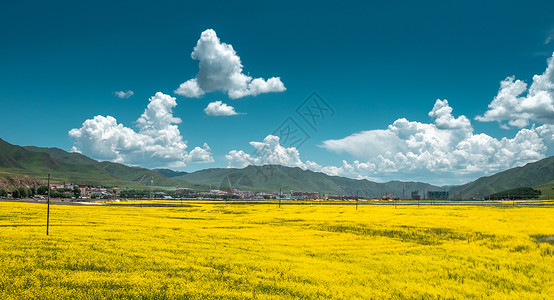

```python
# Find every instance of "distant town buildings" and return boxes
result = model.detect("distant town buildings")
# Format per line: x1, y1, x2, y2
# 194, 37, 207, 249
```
292, 192, 319, 200
382, 194, 395, 200
427, 191, 449, 200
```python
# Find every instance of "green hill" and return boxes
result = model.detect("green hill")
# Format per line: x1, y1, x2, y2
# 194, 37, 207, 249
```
153, 168, 188, 178
174, 164, 440, 197
1, 139, 128, 186
449, 156, 554, 198
0, 139, 191, 188
3, 137, 553, 196
23, 146, 98, 165
22, 145, 190, 188
532, 183, 554, 200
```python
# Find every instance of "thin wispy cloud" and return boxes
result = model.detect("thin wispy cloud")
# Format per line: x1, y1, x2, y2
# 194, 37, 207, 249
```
114, 90, 134, 99
545, 27, 554, 44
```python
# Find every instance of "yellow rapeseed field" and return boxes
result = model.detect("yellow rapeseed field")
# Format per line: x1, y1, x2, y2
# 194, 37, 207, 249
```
0, 201, 552, 299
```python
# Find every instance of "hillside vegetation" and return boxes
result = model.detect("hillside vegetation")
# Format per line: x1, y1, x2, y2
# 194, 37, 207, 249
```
2, 137, 553, 196
450, 156, 554, 198
175, 164, 440, 197
0, 139, 190, 188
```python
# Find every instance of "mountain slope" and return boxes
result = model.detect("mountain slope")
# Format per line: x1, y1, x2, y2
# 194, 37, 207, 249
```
153, 168, 188, 178
96, 162, 185, 187
0, 139, 192, 188
449, 156, 554, 198
1, 139, 62, 171
23, 146, 98, 165
22, 145, 190, 188
175, 164, 440, 197
1, 138, 130, 186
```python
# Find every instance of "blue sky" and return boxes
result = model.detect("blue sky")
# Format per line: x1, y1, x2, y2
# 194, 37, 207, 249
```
1, 0, 554, 185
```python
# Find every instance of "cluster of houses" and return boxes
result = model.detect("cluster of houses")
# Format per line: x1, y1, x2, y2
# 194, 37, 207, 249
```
172, 188, 323, 200
49, 183, 110, 198
3, 182, 451, 201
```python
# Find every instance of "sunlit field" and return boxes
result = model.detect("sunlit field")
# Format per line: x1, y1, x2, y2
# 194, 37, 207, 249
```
0, 201, 553, 299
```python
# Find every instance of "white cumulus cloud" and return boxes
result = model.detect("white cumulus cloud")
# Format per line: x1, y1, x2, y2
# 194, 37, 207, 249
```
226, 100, 553, 184
321, 99, 552, 182
226, 135, 305, 169
114, 90, 134, 99
185, 143, 215, 163
225, 135, 380, 181
476, 53, 554, 127
175, 29, 286, 99
204, 101, 240, 116
69, 92, 213, 168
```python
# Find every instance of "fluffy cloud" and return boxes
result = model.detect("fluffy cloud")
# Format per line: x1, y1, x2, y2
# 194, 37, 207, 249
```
175, 29, 286, 99
204, 101, 240, 116
227, 100, 553, 184
224, 135, 383, 181
476, 53, 554, 127
185, 143, 214, 163
114, 90, 134, 99
69, 92, 213, 168
322, 99, 553, 181
226, 135, 305, 168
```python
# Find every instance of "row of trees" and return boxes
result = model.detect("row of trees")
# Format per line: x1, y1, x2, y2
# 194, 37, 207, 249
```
487, 187, 542, 200
118, 189, 241, 200
0, 186, 81, 199
0, 187, 37, 198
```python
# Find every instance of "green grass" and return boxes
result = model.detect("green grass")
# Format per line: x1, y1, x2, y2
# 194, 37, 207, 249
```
535, 183, 554, 200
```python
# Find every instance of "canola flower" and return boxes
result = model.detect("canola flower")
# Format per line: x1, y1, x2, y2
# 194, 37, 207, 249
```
0, 201, 552, 299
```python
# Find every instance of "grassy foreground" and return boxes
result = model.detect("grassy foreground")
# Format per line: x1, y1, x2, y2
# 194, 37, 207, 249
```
0, 202, 553, 299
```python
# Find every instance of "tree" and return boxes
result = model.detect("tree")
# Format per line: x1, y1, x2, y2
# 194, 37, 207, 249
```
37, 186, 49, 195
73, 187, 81, 198
488, 187, 541, 200
0, 188, 7, 198
12, 189, 20, 198
18, 187, 28, 198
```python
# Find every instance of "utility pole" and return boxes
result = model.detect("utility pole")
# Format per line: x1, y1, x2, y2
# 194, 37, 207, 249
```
356, 191, 359, 211
46, 173, 50, 236
279, 187, 281, 208
149, 178, 153, 200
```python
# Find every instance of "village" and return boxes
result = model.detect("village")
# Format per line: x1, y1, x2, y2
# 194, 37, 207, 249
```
0, 182, 451, 201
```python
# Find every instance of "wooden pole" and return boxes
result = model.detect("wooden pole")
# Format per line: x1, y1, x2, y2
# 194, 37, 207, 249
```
279, 188, 281, 208
356, 191, 358, 211
46, 173, 50, 236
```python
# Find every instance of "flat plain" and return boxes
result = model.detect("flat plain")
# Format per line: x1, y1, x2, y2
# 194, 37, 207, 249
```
0, 201, 553, 299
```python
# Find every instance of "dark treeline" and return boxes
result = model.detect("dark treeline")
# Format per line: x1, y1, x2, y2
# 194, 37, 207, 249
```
488, 187, 541, 200
118, 189, 241, 200
0, 186, 81, 199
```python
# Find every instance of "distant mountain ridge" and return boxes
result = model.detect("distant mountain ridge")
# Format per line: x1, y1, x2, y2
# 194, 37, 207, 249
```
153, 168, 188, 178
0, 138, 191, 188
21, 145, 191, 188
450, 156, 554, 198
1, 138, 552, 197
173, 164, 441, 197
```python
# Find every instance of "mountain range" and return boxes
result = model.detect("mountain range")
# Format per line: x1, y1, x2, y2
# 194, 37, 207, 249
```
0, 138, 194, 189
0, 138, 552, 198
